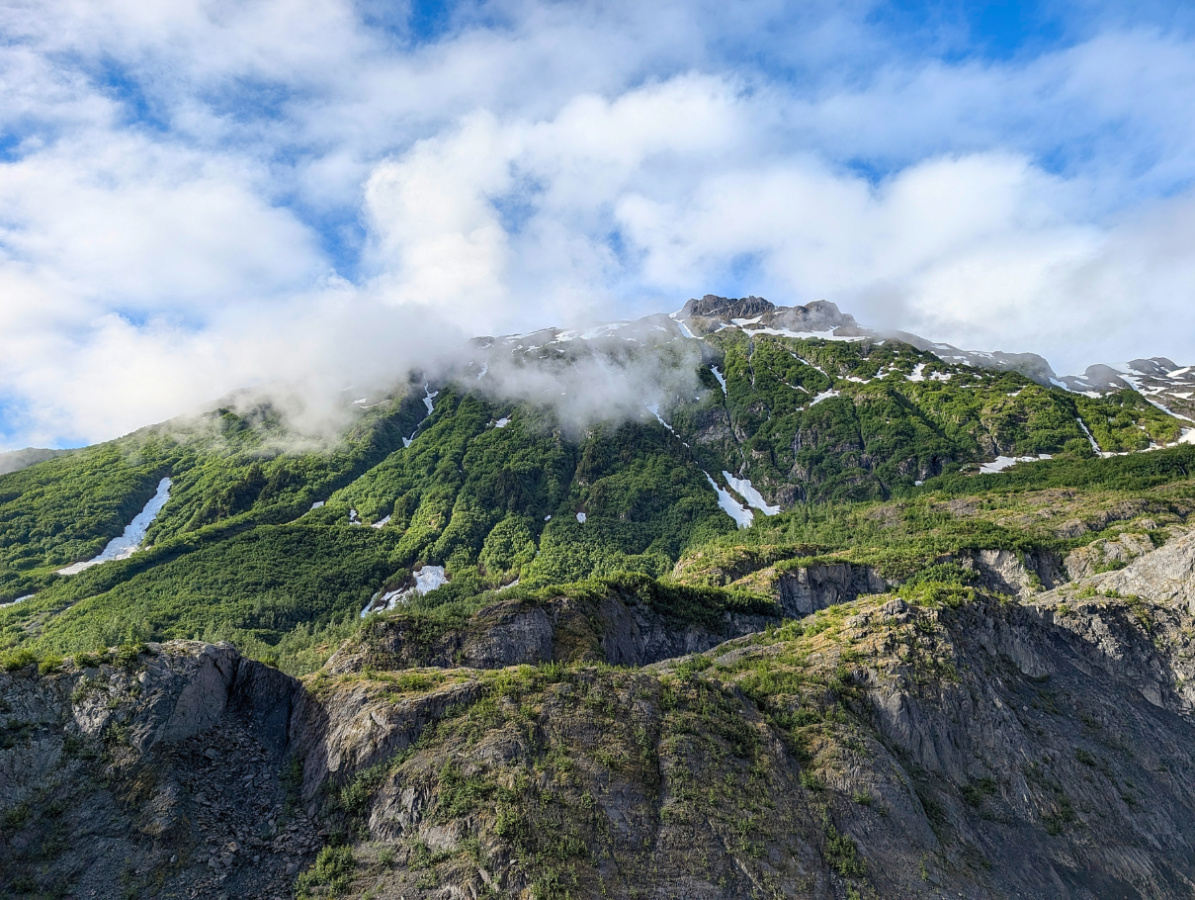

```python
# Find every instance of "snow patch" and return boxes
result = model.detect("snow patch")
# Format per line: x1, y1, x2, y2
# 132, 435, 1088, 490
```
745, 326, 866, 342
1076, 418, 1104, 455
809, 390, 840, 407
722, 472, 780, 515
360, 565, 450, 617
704, 472, 754, 529
789, 352, 829, 377
978, 455, 1052, 475
422, 383, 439, 415
711, 365, 727, 395
371, 515, 391, 529
576, 512, 587, 523
1140, 395, 1194, 422
495, 417, 510, 428
59, 478, 172, 575
416, 565, 448, 593
310, 500, 325, 509
907, 363, 927, 382
349, 509, 362, 526
1, 594, 33, 609
646, 403, 675, 433
675, 320, 697, 339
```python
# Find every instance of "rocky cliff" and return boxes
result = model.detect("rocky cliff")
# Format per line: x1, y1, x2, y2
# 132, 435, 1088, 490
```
6, 531, 1195, 898
326, 588, 777, 674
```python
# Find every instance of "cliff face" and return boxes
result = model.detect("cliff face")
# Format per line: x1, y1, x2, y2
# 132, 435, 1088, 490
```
325, 589, 776, 674
0, 642, 307, 900
5, 534, 1195, 899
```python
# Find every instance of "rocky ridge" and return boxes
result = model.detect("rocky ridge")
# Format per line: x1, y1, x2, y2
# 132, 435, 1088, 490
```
671, 295, 1194, 410
5, 530, 1195, 898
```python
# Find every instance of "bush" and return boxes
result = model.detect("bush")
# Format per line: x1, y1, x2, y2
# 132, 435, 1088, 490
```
295, 845, 355, 897
2, 647, 38, 672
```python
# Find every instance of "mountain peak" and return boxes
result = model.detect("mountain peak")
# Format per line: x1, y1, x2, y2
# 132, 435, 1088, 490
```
680, 294, 776, 319
678, 295, 862, 338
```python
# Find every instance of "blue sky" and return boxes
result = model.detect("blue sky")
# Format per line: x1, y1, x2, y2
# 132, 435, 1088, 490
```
2, 0, 1195, 449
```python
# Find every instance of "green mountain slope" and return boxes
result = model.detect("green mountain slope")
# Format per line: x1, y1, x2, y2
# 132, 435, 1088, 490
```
1, 299, 1190, 676
3, 297, 1195, 900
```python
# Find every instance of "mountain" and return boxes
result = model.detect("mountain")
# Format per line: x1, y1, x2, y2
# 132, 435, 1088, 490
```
0, 447, 71, 477
1060, 358, 1195, 422
3, 295, 1195, 899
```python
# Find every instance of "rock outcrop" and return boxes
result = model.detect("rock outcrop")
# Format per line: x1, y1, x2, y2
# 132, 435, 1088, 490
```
0, 642, 307, 900
325, 590, 777, 675
6, 531, 1195, 899
776, 561, 890, 615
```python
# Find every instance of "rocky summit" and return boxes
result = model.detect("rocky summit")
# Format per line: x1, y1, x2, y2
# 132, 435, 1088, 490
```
3, 296, 1195, 899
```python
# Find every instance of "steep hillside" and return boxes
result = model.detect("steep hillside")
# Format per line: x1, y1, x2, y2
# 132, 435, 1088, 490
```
5, 532, 1195, 899
4, 297, 1188, 673
2, 294, 1195, 899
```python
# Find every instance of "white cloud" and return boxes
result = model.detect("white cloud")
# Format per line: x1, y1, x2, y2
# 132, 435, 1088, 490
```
2, 0, 1195, 448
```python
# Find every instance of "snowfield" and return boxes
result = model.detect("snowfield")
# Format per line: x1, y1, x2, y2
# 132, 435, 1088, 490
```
59, 478, 172, 575
704, 472, 754, 529
978, 455, 1052, 475
360, 565, 450, 617
722, 471, 780, 515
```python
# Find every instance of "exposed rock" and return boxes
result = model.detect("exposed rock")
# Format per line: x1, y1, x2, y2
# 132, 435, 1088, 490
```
1064, 532, 1157, 580
325, 590, 776, 675
947, 548, 1067, 596
776, 562, 890, 615
1088, 528, 1195, 615
0, 642, 304, 900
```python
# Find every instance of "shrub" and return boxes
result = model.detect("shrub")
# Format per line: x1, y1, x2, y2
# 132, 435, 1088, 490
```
2, 647, 38, 672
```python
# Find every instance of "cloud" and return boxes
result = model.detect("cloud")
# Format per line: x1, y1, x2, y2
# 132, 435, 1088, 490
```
2, 0, 1195, 448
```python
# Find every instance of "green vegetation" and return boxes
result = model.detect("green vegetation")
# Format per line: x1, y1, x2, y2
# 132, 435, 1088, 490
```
0, 328, 1190, 680
295, 845, 356, 898
1, 526, 401, 673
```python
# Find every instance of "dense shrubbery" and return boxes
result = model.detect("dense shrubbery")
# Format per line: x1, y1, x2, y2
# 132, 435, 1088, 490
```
1, 526, 401, 673
0, 331, 1190, 671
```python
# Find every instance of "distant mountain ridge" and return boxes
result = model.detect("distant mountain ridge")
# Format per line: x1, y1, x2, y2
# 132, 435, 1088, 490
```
0, 447, 70, 476
669, 294, 1192, 407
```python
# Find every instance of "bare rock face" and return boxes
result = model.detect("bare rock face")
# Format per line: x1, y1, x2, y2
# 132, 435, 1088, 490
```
680, 293, 777, 320
324, 591, 777, 675
948, 548, 1067, 596
0, 642, 306, 900
1064, 532, 1157, 580
1094, 529, 1195, 614
777, 562, 890, 615
679, 294, 864, 339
